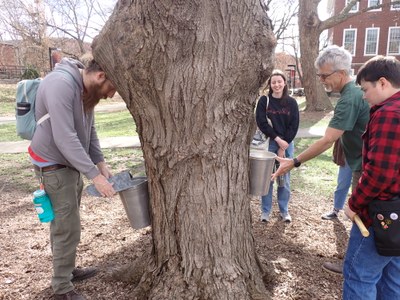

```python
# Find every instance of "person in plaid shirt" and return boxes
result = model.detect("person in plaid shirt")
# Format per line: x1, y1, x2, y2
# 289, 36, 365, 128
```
343, 56, 400, 299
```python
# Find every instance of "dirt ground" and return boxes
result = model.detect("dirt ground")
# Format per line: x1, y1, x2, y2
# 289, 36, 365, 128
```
1, 173, 351, 300
0, 107, 349, 300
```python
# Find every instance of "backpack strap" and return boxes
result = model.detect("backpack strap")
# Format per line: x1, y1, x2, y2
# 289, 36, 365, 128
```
37, 113, 50, 125
23, 80, 29, 103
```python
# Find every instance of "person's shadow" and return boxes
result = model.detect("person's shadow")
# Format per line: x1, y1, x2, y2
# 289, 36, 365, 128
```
332, 217, 349, 259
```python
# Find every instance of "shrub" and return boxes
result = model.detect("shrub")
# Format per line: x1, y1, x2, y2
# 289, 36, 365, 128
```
21, 66, 40, 79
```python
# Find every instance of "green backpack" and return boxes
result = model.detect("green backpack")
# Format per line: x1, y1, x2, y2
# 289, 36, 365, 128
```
15, 70, 76, 140
15, 78, 48, 140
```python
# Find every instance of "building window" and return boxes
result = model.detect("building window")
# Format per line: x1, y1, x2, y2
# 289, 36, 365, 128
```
365, 28, 379, 55
368, 0, 382, 11
391, 3, 400, 10
343, 29, 357, 56
388, 27, 400, 55
346, 0, 359, 12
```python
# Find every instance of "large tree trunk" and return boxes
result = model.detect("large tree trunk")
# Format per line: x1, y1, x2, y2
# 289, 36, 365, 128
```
298, 0, 333, 111
92, 1, 275, 299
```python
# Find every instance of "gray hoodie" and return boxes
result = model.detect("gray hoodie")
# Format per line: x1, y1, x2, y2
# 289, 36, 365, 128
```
30, 58, 103, 180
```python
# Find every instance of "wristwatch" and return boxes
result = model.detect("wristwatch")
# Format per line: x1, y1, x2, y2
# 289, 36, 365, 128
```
293, 157, 301, 168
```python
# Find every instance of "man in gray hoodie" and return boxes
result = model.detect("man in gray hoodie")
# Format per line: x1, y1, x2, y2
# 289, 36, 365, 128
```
29, 57, 117, 300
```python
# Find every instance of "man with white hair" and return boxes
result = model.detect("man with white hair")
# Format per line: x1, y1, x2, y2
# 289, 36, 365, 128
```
274, 45, 370, 274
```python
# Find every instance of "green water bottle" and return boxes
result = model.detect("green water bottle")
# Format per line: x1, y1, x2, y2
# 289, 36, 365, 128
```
33, 189, 54, 222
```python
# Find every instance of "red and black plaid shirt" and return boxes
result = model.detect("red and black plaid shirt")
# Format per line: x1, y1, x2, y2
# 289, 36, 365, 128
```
349, 91, 400, 228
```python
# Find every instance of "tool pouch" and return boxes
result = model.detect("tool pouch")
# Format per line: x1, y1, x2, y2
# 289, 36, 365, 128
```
369, 196, 400, 256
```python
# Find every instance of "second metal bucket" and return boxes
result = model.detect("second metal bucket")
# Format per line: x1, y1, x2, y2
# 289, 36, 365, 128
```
249, 149, 277, 196
119, 177, 151, 229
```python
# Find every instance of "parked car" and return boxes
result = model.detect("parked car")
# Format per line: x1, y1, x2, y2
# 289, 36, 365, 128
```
289, 88, 304, 96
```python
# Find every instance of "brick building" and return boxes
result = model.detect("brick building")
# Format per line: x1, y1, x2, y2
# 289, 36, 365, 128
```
0, 42, 21, 79
328, 0, 400, 73
0, 42, 18, 66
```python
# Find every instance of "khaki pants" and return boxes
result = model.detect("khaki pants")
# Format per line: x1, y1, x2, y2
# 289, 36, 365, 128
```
38, 167, 83, 294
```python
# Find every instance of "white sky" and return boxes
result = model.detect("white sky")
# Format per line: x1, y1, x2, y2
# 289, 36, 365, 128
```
318, 0, 331, 21
276, 0, 331, 53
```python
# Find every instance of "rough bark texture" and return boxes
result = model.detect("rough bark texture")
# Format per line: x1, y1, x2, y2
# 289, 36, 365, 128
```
298, 0, 333, 112
92, 0, 276, 299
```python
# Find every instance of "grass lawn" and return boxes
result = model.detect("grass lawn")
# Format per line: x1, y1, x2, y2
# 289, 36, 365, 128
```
0, 83, 135, 141
95, 110, 136, 138
0, 148, 146, 193
1, 100, 332, 143
0, 83, 125, 117
0, 110, 136, 142
0, 137, 338, 199
0, 82, 335, 188
292, 137, 337, 197
0, 84, 18, 116
0, 79, 338, 203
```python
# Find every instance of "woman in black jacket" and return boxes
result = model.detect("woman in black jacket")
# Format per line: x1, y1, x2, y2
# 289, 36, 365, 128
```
255, 69, 299, 223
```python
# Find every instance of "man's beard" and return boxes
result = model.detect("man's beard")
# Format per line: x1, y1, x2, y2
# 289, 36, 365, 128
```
83, 83, 104, 112
83, 96, 101, 112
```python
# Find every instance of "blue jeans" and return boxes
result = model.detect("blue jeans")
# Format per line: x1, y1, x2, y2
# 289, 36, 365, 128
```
343, 225, 400, 300
333, 160, 352, 210
261, 140, 294, 215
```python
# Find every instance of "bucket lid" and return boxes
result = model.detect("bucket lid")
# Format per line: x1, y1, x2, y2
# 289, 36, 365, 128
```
85, 171, 147, 197
249, 149, 277, 160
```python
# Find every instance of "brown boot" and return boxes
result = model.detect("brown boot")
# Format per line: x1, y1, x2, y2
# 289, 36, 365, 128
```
322, 261, 343, 275
71, 267, 97, 282
54, 290, 85, 300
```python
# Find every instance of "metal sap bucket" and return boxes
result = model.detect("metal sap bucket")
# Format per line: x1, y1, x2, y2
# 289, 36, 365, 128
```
249, 149, 277, 196
119, 177, 151, 229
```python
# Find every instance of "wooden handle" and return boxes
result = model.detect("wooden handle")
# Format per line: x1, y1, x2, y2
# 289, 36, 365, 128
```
354, 215, 370, 237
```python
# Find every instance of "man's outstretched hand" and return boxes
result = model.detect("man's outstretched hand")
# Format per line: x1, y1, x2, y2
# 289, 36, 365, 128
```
271, 156, 295, 180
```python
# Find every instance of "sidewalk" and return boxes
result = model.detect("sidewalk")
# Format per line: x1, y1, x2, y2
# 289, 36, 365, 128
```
0, 136, 141, 154
0, 102, 127, 125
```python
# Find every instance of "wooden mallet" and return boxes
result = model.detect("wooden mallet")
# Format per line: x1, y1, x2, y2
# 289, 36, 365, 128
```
354, 215, 370, 237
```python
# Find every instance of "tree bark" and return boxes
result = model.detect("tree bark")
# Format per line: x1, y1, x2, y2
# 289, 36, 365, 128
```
298, 0, 332, 111
92, 1, 276, 299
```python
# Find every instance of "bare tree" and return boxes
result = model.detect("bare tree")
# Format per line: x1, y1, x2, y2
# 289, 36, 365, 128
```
44, 0, 116, 55
267, 0, 299, 44
0, 0, 116, 71
259, 0, 300, 60
0, 0, 49, 70
262, 0, 301, 91
92, 0, 276, 299
299, 0, 400, 111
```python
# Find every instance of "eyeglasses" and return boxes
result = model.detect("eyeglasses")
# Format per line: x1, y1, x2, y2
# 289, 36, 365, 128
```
316, 70, 337, 80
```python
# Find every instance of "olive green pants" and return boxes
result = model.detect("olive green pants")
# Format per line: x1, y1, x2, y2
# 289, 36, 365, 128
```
39, 167, 83, 295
